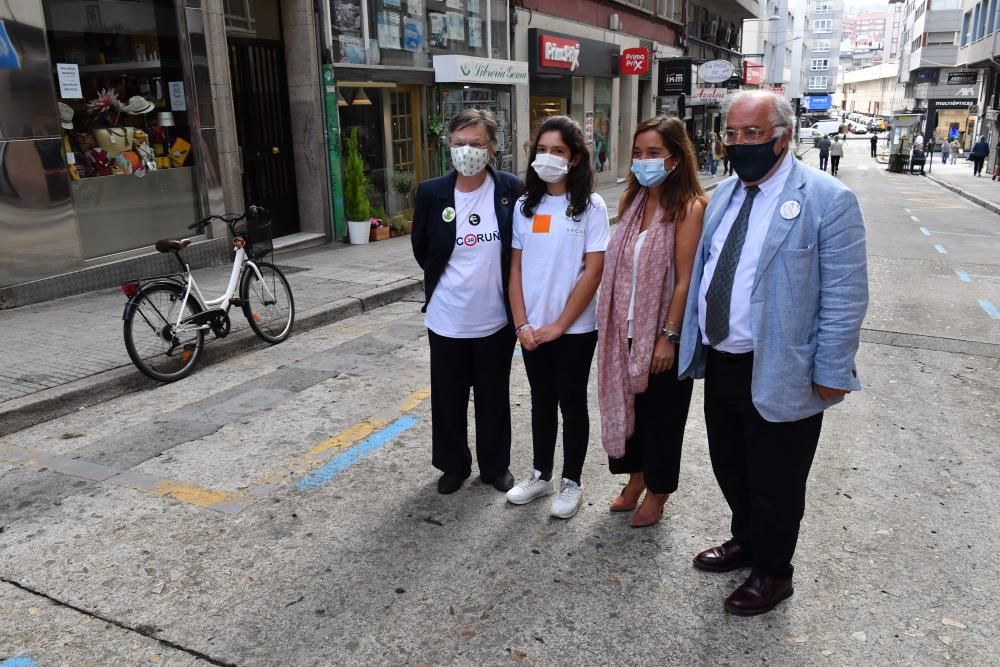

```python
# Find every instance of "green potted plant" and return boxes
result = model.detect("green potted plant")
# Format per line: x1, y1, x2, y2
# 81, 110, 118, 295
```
386, 212, 408, 237
344, 128, 372, 244
391, 170, 416, 222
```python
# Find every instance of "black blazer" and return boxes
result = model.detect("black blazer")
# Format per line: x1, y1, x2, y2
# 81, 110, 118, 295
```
411, 166, 524, 316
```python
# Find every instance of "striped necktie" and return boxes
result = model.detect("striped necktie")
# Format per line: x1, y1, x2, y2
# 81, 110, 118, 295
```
704, 185, 760, 347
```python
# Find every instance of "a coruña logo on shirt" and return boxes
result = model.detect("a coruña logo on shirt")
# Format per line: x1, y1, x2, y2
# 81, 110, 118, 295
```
456, 230, 501, 247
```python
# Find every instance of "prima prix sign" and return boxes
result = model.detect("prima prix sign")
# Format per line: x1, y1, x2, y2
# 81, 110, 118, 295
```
698, 60, 735, 84
540, 34, 581, 71
433, 55, 529, 86
620, 48, 650, 75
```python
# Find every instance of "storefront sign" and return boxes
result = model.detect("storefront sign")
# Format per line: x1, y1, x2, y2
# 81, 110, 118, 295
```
691, 88, 730, 103
742, 61, 764, 86
433, 55, 529, 86
56, 63, 82, 98
766, 85, 785, 95
0, 21, 21, 70
805, 95, 832, 111
933, 99, 977, 109
947, 71, 978, 85
620, 48, 650, 76
698, 60, 734, 84
529, 29, 620, 78
540, 34, 581, 71
584, 111, 594, 143
657, 58, 691, 96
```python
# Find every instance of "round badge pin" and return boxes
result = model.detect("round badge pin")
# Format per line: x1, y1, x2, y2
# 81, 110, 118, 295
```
442, 207, 456, 223
500, 197, 510, 206
780, 200, 801, 220
469, 213, 481, 226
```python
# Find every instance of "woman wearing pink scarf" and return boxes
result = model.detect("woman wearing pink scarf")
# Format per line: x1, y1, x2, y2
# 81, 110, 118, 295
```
597, 117, 706, 528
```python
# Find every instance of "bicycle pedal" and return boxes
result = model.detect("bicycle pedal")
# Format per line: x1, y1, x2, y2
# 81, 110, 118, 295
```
229, 297, 246, 307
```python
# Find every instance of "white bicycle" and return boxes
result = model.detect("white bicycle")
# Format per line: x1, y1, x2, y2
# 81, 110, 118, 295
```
121, 205, 295, 382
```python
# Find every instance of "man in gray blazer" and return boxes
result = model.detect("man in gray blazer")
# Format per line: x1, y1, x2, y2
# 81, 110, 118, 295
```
678, 91, 868, 616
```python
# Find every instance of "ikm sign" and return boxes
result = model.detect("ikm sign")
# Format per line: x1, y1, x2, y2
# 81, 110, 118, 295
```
620, 48, 650, 76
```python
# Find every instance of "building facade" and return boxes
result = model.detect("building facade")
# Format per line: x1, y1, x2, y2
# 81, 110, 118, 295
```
0, 0, 330, 307
956, 0, 1000, 173
839, 62, 908, 118
802, 0, 844, 115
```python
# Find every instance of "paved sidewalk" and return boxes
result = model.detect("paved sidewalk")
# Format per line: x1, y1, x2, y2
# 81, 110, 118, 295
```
921, 155, 1000, 214
0, 174, 723, 430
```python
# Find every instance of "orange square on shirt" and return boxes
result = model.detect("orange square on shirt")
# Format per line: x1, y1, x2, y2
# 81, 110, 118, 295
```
532, 214, 552, 233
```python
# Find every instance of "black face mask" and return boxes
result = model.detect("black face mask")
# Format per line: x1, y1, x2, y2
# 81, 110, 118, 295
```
726, 137, 785, 183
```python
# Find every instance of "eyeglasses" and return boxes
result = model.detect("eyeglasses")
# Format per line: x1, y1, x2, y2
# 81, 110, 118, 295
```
723, 126, 784, 145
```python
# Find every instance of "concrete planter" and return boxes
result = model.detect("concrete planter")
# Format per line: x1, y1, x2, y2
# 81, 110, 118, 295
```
347, 220, 370, 245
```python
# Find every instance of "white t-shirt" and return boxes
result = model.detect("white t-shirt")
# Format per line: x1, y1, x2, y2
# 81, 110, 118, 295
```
512, 193, 610, 334
425, 175, 509, 338
626, 230, 648, 339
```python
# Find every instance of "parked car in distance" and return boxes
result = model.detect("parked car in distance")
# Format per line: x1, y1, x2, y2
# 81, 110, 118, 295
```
849, 121, 868, 134
809, 119, 845, 139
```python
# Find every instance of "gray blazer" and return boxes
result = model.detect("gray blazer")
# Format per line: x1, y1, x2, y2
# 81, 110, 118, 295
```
678, 157, 869, 422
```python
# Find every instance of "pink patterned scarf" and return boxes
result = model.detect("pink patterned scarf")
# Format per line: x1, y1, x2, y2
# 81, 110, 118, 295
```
596, 189, 677, 458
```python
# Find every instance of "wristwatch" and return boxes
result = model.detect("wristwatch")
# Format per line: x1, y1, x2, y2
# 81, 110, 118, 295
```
660, 327, 681, 344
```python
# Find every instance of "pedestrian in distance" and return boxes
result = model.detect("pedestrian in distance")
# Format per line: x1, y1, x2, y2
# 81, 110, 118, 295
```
596, 116, 706, 529
970, 136, 990, 176
940, 138, 950, 164
829, 135, 844, 175
817, 134, 831, 171
410, 108, 524, 495
694, 130, 707, 173
506, 116, 610, 519
869, 132, 878, 158
708, 131, 724, 177
721, 141, 732, 176
950, 138, 960, 165
678, 90, 869, 616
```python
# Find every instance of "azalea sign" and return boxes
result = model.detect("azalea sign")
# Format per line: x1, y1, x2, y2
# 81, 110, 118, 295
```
539, 34, 581, 71
691, 88, 731, 103
619, 48, 650, 75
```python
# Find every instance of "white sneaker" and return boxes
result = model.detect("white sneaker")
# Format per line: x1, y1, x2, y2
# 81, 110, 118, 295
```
550, 479, 583, 519
506, 469, 555, 505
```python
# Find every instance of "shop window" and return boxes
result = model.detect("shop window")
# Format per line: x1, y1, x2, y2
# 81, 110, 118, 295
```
593, 78, 613, 174
42, 0, 199, 260
224, 0, 257, 33
442, 86, 513, 172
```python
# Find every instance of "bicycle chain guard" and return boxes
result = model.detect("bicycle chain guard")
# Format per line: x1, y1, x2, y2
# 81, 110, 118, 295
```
210, 311, 231, 339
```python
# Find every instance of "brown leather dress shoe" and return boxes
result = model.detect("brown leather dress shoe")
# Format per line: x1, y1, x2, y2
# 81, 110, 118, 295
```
693, 539, 751, 572
724, 572, 794, 616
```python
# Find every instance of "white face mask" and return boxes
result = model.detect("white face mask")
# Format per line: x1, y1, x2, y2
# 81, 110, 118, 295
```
531, 152, 570, 183
450, 145, 490, 177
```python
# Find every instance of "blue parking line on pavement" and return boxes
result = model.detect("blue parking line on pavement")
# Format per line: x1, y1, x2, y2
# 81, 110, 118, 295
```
954, 269, 971, 282
296, 415, 420, 490
978, 299, 1000, 320
1, 656, 38, 667
934, 244, 948, 254
920, 226, 931, 236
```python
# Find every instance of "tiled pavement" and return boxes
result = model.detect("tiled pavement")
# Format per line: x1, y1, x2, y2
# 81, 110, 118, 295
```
0, 173, 731, 407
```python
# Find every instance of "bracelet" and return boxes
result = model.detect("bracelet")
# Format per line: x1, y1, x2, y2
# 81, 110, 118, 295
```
515, 323, 532, 335
664, 320, 681, 330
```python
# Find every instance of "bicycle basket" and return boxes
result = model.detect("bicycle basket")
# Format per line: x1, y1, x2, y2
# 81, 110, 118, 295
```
234, 208, 273, 260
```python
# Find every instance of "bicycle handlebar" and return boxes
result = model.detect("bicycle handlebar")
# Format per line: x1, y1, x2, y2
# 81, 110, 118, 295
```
187, 206, 269, 231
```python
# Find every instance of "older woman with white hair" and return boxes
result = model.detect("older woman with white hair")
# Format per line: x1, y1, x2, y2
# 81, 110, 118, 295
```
411, 109, 525, 495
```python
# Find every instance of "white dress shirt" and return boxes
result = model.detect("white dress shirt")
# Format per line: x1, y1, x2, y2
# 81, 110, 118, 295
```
699, 151, 795, 353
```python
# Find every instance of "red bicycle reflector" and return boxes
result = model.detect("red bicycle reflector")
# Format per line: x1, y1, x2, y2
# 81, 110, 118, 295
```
121, 281, 140, 298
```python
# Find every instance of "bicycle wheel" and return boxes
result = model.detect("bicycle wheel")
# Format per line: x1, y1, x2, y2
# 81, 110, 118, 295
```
240, 261, 295, 343
123, 283, 205, 382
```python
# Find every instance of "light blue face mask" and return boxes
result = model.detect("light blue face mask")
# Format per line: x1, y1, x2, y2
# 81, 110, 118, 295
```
630, 155, 674, 187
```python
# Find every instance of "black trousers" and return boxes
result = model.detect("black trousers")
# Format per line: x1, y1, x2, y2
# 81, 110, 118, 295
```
521, 331, 598, 484
972, 156, 986, 175
870, 142, 877, 157
608, 363, 694, 494
427, 325, 515, 480
830, 156, 841, 174
704, 349, 823, 578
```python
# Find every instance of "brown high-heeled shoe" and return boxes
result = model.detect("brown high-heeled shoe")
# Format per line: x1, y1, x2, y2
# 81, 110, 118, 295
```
610, 475, 645, 512
630, 492, 669, 528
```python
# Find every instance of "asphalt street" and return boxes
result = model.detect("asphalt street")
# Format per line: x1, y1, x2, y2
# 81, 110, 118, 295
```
1, 139, 998, 666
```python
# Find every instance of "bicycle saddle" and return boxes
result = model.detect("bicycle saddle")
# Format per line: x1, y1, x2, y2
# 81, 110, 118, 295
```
155, 238, 192, 253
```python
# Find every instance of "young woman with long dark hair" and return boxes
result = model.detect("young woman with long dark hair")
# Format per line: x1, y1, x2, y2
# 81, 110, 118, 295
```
596, 116, 706, 528
506, 115, 610, 519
